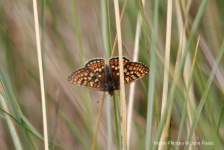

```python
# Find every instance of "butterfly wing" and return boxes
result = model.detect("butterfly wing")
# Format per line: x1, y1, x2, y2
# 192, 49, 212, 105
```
84, 58, 107, 83
109, 56, 130, 85
67, 67, 106, 90
123, 62, 149, 85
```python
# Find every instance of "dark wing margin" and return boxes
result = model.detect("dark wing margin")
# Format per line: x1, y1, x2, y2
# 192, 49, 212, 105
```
67, 67, 106, 91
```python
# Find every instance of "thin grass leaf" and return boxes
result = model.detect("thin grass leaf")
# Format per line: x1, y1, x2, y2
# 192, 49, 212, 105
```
72, 0, 84, 66
0, 66, 30, 150
21, 114, 62, 150
105, 0, 112, 56
145, 0, 160, 149
175, 36, 200, 150
152, 0, 208, 149
113, 95, 121, 149
27, 130, 38, 150
127, 1, 145, 149
0, 95, 23, 150
153, 90, 160, 127
45, 0, 74, 69
0, 100, 57, 150
217, 101, 224, 134
184, 40, 224, 150
159, 0, 172, 148
60, 111, 89, 150
101, 0, 113, 149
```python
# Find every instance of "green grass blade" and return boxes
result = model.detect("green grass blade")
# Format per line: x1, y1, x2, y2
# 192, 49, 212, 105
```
27, 130, 38, 150
20, 114, 60, 150
102, 0, 113, 149
72, 0, 84, 66
0, 95, 23, 150
145, 0, 160, 149
0, 106, 57, 150
175, 45, 198, 150
0, 66, 31, 150
184, 40, 224, 150
60, 111, 89, 150
217, 101, 224, 134
46, 0, 74, 69
152, 0, 208, 149
113, 95, 121, 149
105, 0, 112, 55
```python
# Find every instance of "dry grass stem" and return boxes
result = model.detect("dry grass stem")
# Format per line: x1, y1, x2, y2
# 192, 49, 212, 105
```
111, 0, 127, 58
184, 37, 200, 150
32, 0, 49, 149
159, 0, 172, 148
114, 0, 127, 148
91, 1, 128, 149
127, 0, 146, 148
91, 92, 105, 150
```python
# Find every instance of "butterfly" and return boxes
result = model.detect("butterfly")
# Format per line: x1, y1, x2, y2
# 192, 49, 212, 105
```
67, 56, 149, 96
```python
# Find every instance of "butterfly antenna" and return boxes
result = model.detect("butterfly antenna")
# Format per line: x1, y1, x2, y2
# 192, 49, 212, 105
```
113, 93, 128, 100
96, 94, 109, 104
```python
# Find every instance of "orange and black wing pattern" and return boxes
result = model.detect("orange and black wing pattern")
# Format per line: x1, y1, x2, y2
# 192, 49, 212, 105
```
123, 62, 149, 85
84, 58, 107, 83
109, 56, 130, 84
67, 67, 106, 90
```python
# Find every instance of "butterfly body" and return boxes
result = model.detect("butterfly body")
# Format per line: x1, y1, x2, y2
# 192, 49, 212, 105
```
68, 57, 149, 96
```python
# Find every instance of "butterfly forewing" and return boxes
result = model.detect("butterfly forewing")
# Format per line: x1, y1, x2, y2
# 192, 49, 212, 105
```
67, 67, 106, 90
84, 58, 107, 83
123, 62, 149, 85
109, 57, 130, 84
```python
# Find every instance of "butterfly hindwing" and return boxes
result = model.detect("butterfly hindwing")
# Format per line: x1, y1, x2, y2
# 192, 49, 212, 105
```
67, 67, 106, 90
123, 62, 149, 85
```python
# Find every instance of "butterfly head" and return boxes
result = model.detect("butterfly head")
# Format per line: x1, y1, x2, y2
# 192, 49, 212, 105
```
108, 91, 114, 97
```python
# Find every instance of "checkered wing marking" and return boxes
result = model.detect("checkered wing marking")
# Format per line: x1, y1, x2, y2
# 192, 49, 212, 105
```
109, 56, 130, 83
67, 67, 106, 90
123, 62, 149, 85
84, 58, 107, 83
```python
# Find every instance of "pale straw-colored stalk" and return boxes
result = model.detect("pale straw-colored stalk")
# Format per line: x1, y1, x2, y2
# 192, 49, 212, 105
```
91, 1, 127, 149
111, 0, 127, 57
127, 0, 145, 149
175, 36, 200, 150
158, 0, 172, 149
32, 0, 49, 150
91, 92, 106, 150
114, 0, 127, 149
184, 43, 196, 150
175, 1, 196, 149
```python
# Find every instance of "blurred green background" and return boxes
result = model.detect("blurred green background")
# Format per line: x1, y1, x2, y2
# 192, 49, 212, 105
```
0, 0, 224, 150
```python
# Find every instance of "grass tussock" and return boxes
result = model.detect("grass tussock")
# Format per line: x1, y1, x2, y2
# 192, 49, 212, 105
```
0, 0, 224, 150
